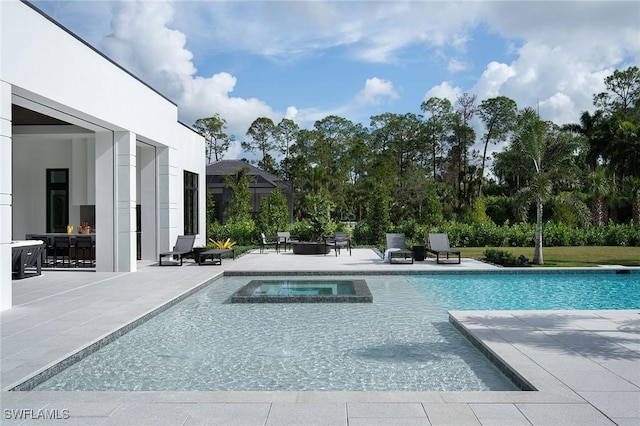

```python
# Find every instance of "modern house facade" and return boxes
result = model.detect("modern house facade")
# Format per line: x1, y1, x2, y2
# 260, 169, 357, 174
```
1, 0, 206, 310
206, 160, 293, 224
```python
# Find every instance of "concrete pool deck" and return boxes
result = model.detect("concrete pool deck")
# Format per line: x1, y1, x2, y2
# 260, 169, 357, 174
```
1, 249, 638, 425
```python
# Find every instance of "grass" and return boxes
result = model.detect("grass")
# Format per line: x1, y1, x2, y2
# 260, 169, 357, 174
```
460, 246, 640, 267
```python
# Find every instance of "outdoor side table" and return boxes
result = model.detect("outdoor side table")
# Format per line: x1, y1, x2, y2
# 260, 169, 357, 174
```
412, 245, 426, 261
198, 249, 234, 265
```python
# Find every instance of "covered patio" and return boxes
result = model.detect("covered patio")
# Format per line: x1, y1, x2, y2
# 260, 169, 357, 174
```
2, 0, 206, 311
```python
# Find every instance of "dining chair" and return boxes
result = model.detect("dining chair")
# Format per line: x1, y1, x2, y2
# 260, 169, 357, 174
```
53, 236, 72, 267
75, 235, 94, 267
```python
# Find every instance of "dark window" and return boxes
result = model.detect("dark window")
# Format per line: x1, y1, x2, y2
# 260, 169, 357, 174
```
184, 171, 198, 235
46, 169, 69, 233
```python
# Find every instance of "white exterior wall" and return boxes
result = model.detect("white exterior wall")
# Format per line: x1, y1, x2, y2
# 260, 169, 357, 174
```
0, 0, 205, 310
0, 82, 12, 311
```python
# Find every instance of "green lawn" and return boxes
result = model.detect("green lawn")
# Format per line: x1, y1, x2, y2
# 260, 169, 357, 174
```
460, 246, 640, 267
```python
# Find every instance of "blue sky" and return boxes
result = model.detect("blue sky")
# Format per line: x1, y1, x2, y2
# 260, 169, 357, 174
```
32, 1, 640, 159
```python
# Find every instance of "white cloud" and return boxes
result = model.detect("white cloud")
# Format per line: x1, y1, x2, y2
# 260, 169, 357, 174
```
38, 0, 639, 142
468, 41, 614, 125
102, 1, 279, 136
356, 78, 399, 105
472, 62, 516, 98
447, 59, 470, 73
284, 106, 299, 121
424, 81, 462, 105
539, 92, 576, 125
422, 1, 638, 127
470, 1, 638, 125
174, 1, 482, 64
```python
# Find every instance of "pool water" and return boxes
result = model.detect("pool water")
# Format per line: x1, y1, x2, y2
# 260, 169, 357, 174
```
253, 280, 356, 296
409, 272, 640, 310
33, 272, 639, 392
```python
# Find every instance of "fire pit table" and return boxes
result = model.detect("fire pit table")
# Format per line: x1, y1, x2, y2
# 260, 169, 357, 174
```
292, 242, 331, 255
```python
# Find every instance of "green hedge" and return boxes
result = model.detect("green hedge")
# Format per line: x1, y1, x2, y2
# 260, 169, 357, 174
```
356, 220, 640, 248
209, 218, 640, 248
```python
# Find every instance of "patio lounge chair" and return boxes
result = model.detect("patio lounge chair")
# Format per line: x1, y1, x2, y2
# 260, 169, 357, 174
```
260, 233, 279, 253
384, 233, 414, 264
159, 235, 195, 266
324, 231, 351, 256
427, 233, 461, 264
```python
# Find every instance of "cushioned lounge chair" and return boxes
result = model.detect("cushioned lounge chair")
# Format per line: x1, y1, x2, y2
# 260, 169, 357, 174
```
427, 233, 461, 264
385, 233, 414, 264
324, 231, 351, 256
159, 235, 195, 266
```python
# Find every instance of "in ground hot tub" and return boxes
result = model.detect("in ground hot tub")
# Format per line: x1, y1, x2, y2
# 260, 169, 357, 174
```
230, 279, 372, 303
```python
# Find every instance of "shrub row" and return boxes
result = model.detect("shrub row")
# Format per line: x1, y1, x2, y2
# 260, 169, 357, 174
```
356, 220, 640, 248
208, 217, 640, 248
483, 248, 530, 267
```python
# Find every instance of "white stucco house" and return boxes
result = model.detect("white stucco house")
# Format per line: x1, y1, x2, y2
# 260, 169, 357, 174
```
0, 0, 207, 310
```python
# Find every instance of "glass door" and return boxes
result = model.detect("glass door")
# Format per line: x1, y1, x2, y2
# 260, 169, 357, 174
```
46, 169, 69, 233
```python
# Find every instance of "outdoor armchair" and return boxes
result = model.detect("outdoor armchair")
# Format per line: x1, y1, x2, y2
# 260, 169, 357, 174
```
260, 233, 280, 253
427, 233, 461, 264
324, 231, 351, 256
159, 235, 195, 266
277, 231, 297, 252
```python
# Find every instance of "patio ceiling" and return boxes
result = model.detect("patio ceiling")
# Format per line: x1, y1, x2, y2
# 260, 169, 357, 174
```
12, 104, 69, 126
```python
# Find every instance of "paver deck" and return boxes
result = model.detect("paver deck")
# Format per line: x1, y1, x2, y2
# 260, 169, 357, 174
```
1, 249, 638, 425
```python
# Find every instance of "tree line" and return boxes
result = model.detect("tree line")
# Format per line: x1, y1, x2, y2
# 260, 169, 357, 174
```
195, 66, 640, 263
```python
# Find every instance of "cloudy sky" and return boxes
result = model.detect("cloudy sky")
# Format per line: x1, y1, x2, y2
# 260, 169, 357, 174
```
33, 1, 639, 159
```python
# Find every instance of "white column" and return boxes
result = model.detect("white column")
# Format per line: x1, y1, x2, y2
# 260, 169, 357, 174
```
157, 146, 178, 252
139, 144, 157, 261
71, 138, 89, 206
115, 131, 136, 272
198, 169, 206, 243
0, 82, 12, 311
95, 131, 115, 272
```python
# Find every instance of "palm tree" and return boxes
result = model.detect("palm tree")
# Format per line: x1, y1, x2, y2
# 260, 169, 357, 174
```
586, 168, 613, 226
513, 108, 581, 264
562, 110, 606, 172
623, 176, 640, 225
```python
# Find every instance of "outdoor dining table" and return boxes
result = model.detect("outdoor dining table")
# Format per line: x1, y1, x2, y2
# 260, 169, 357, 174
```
25, 233, 96, 268
28, 232, 96, 239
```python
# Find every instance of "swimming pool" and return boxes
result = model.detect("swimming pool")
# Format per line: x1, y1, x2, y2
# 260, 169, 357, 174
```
32, 271, 639, 392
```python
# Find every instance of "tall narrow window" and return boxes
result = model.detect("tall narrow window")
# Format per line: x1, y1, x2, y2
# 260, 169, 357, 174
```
184, 171, 199, 235
46, 169, 69, 233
